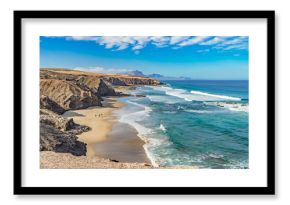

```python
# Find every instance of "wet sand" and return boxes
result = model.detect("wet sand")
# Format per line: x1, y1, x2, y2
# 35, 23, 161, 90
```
93, 122, 150, 163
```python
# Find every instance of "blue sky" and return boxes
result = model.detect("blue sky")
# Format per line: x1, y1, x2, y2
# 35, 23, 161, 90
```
40, 36, 248, 80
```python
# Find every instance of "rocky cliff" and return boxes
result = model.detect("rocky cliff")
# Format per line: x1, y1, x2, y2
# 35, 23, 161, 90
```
40, 69, 162, 112
103, 75, 161, 86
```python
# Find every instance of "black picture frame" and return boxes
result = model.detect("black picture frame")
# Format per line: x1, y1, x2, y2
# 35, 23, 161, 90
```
14, 10, 275, 195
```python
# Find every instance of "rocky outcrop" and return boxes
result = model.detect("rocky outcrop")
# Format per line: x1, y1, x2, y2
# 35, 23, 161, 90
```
40, 122, 87, 156
40, 109, 90, 133
102, 76, 161, 86
102, 76, 128, 86
40, 109, 89, 156
40, 79, 102, 111
40, 95, 66, 114
116, 76, 161, 86
75, 76, 116, 96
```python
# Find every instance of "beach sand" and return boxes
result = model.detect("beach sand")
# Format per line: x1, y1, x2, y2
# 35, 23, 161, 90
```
40, 151, 152, 169
40, 151, 197, 169
93, 122, 150, 163
62, 97, 150, 164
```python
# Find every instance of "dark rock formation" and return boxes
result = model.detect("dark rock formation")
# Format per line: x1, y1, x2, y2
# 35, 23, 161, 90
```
116, 77, 161, 86
102, 76, 161, 86
40, 122, 87, 156
40, 109, 90, 133
75, 76, 116, 96
40, 109, 89, 156
102, 76, 128, 86
40, 95, 66, 114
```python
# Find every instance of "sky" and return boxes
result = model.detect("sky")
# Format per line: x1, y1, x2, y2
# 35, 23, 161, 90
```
40, 36, 248, 80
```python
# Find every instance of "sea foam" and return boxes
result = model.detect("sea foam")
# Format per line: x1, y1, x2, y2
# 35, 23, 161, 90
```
159, 124, 166, 132
118, 100, 162, 167
151, 86, 241, 102
206, 102, 248, 112
190, 90, 241, 101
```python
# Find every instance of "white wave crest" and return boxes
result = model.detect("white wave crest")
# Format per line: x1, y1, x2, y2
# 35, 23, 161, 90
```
184, 109, 214, 114
159, 124, 167, 132
206, 102, 248, 112
151, 86, 241, 102
147, 95, 183, 104
118, 101, 162, 167
190, 90, 241, 101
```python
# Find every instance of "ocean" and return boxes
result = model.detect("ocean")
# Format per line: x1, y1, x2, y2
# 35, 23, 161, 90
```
113, 80, 249, 169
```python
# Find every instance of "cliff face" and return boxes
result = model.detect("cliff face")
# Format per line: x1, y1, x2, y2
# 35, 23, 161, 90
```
40, 79, 102, 111
40, 69, 162, 112
103, 76, 161, 86
75, 76, 116, 96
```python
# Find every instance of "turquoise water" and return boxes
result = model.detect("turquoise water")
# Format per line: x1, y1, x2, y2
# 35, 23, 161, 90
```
115, 80, 248, 169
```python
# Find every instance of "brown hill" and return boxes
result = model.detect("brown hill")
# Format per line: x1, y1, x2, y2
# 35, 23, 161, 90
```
40, 68, 161, 113
40, 68, 161, 86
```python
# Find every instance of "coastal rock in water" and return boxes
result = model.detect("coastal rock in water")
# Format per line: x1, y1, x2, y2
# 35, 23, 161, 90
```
40, 79, 102, 111
40, 95, 66, 114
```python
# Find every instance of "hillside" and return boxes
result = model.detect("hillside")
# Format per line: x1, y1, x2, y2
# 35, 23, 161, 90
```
40, 68, 161, 112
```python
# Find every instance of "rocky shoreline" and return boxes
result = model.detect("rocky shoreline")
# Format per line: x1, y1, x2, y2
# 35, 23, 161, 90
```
40, 68, 162, 165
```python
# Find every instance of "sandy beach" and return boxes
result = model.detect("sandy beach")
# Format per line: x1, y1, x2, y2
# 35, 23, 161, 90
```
62, 97, 150, 164
40, 151, 152, 169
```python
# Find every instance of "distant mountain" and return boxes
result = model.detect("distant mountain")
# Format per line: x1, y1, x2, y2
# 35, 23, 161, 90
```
179, 76, 192, 80
123, 70, 192, 80
155, 76, 193, 81
123, 70, 146, 77
147, 73, 164, 78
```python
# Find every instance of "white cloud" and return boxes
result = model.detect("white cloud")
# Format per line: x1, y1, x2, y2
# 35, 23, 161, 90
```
223, 44, 248, 50
196, 49, 210, 53
150, 36, 170, 47
170, 36, 190, 44
216, 37, 248, 51
218, 36, 247, 46
62, 36, 248, 52
199, 37, 227, 45
74, 66, 131, 74
178, 36, 210, 47
66, 36, 99, 41
132, 44, 144, 50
